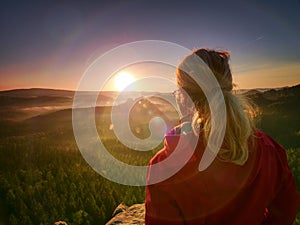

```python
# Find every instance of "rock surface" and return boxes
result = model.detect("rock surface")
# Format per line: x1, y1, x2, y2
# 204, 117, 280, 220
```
54, 221, 68, 225
105, 203, 145, 225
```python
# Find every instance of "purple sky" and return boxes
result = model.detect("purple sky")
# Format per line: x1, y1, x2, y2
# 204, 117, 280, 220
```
1, 0, 300, 91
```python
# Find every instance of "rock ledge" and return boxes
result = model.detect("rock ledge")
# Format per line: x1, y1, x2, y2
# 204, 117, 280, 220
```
105, 203, 145, 225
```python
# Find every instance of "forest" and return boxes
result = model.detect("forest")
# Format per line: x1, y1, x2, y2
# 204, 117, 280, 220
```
0, 85, 299, 225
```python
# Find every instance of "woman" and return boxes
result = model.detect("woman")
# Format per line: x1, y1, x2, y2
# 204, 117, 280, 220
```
145, 49, 299, 225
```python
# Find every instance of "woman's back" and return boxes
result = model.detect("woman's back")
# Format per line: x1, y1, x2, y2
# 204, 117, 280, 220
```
145, 129, 299, 225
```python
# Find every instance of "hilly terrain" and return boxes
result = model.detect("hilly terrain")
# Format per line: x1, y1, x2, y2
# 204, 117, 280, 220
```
246, 84, 300, 148
0, 85, 299, 225
0, 85, 299, 148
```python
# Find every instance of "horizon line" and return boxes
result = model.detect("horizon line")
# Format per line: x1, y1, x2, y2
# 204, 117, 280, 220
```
0, 83, 299, 93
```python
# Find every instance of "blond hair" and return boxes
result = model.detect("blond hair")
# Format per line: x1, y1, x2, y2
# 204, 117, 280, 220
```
177, 49, 255, 165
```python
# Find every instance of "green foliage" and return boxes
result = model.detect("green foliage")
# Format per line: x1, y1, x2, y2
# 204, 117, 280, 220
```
1, 132, 298, 224
0, 133, 148, 225
294, 215, 300, 225
251, 85, 300, 149
287, 148, 300, 193
287, 148, 300, 225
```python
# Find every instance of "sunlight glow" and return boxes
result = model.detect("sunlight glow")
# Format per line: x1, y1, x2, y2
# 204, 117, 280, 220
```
114, 71, 135, 91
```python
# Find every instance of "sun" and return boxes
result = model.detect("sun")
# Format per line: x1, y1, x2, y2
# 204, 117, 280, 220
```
114, 71, 135, 91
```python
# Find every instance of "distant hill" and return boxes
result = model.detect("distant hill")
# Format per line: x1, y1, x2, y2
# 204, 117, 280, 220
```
0, 88, 113, 121
0, 85, 299, 148
6, 97, 178, 140
246, 84, 300, 148
245, 84, 300, 105
0, 88, 74, 98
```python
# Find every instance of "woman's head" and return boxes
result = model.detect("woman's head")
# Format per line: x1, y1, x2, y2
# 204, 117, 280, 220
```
176, 49, 232, 100
176, 48, 255, 166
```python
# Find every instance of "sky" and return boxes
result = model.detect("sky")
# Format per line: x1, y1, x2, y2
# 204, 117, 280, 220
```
0, 0, 300, 91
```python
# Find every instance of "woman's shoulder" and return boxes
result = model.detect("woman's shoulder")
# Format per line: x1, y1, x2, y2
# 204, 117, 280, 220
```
148, 148, 167, 166
253, 129, 285, 153
252, 129, 290, 177
148, 122, 196, 167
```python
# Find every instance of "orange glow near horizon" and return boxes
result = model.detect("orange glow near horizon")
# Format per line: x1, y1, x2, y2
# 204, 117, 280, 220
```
233, 62, 300, 89
0, 61, 299, 92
